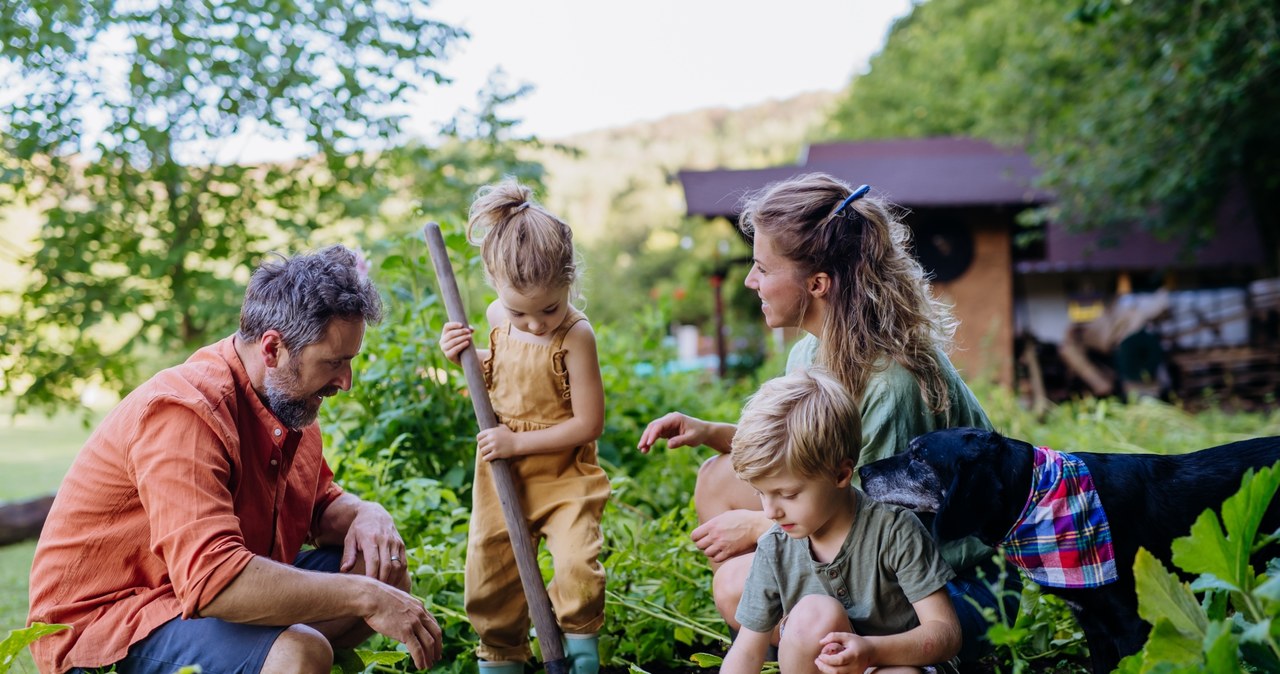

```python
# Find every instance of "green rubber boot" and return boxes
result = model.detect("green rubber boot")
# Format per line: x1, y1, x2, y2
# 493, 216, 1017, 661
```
565, 633, 600, 674
478, 660, 523, 674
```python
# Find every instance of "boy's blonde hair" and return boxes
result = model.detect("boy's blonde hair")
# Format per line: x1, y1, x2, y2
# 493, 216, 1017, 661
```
731, 369, 862, 482
467, 178, 579, 294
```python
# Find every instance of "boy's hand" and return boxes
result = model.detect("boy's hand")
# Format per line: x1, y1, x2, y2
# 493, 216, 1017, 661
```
815, 633, 875, 674
477, 425, 521, 461
439, 321, 475, 364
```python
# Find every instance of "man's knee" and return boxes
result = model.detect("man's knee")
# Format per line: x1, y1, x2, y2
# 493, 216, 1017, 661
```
262, 625, 333, 674
694, 454, 746, 522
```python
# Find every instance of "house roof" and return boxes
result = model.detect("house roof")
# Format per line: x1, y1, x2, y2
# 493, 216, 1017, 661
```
1015, 182, 1266, 273
678, 137, 1264, 273
678, 137, 1052, 217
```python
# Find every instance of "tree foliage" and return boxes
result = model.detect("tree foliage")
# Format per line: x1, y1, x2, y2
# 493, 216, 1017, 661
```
0, 0, 543, 413
827, 0, 1280, 254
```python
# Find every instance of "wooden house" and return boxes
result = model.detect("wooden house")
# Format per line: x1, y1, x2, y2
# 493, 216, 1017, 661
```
677, 138, 1276, 401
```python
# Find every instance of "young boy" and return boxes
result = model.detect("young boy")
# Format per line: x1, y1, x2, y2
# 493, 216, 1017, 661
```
721, 369, 962, 674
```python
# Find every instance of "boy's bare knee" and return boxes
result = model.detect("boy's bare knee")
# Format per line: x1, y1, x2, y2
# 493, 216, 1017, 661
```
781, 594, 852, 645
262, 624, 333, 674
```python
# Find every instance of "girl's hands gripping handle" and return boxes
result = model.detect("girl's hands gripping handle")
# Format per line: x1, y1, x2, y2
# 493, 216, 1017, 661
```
439, 321, 476, 364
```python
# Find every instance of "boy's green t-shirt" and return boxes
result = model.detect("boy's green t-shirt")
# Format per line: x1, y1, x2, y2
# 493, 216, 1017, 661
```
736, 490, 960, 672
785, 334, 995, 571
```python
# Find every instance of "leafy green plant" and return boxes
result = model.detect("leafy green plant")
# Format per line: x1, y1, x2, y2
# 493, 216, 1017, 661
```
983, 578, 1089, 673
1, 623, 67, 674
1118, 461, 1280, 672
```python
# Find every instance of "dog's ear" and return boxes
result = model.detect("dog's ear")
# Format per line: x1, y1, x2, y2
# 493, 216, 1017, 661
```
932, 429, 1007, 543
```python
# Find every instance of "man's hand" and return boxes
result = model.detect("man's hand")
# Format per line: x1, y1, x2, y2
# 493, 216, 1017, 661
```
341, 501, 407, 585
363, 581, 444, 669
690, 509, 769, 563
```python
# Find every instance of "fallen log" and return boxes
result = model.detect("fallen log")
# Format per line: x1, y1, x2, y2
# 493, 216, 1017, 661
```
0, 494, 55, 546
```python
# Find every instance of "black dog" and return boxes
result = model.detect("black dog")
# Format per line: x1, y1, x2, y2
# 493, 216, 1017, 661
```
859, 428, 1280, 674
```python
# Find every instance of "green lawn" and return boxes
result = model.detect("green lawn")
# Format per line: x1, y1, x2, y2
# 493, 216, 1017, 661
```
1, 407, 96, 672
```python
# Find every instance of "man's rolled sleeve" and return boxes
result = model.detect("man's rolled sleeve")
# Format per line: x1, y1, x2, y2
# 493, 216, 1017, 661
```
130, 399, 256, 617
309, 461, 345, 540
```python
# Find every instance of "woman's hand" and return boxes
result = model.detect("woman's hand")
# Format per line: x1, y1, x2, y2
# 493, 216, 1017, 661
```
439, 321, 475, 364
477, 425, 522, 462
637, 412, 711, 453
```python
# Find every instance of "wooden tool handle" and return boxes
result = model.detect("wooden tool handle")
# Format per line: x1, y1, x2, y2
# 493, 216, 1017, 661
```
423, 222, 569, 671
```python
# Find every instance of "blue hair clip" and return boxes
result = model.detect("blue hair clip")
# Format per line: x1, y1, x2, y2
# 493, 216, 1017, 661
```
834, 184, 872, 215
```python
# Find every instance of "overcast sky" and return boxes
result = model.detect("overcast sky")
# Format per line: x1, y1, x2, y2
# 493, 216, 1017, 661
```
416, 0, 915, 139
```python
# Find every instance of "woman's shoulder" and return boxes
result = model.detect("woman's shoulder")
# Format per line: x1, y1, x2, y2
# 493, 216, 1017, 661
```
784, 333, 820, 373
863, 359, 919, 399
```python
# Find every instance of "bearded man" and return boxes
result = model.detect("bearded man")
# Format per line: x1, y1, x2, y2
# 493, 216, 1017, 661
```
28, 245, 442, 674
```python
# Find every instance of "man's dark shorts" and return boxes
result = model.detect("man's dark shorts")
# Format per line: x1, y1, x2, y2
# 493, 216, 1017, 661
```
72, 548, 343, 674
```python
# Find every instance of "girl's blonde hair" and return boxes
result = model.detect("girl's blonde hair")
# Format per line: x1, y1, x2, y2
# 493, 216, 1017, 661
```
467, 179, 579, 294
731, 368, 862, 482
738, 172, 959, 414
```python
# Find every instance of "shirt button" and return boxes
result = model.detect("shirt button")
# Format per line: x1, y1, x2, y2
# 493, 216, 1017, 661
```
837, 588, 847, 597
274, 428, 282, 437
829, 569, 838, 578
270, 459, 278, 466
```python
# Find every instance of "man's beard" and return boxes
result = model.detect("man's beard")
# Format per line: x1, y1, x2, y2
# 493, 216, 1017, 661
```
264, 359, 337, 430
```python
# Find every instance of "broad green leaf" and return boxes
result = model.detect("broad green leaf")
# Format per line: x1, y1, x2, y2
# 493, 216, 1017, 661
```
1239, 616, 1273, 645
0, 623, 70, 670
354, 649, 408, 666
1255, 574, 1280, 603
1173, 464, 1280, 592
1172, 511, 1235, 586
1141, 619, 1203, 668
689, 652, 723, 667
1201, 620, 1240, 673
1134, 548, 1208, 638
986, 622, 1030, 647
331, 649, 366, 674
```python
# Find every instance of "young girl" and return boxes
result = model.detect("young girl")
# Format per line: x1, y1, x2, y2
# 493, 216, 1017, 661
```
637, 173, 1018, 664
440, 180, 609, 674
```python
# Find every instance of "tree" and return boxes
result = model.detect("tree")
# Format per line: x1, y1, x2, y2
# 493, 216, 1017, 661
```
826, 0, 1280, 257
0, 1, 541, 414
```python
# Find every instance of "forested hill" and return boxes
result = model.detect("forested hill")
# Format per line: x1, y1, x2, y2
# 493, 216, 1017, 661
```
531, 90, 838, 245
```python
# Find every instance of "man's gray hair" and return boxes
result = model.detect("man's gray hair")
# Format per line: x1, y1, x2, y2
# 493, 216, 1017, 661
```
238, 245, 383, 350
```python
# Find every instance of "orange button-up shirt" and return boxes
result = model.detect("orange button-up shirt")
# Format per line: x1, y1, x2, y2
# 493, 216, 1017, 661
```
28, 336, 344, 673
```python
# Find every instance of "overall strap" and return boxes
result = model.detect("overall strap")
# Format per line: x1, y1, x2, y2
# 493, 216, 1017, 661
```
551, 308, 586, 351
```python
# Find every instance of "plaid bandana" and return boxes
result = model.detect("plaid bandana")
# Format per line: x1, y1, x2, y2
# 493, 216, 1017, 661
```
999, 446, 1118, 588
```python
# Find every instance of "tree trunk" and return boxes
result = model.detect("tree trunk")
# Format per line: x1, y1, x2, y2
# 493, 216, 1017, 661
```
0, 494, 55, 546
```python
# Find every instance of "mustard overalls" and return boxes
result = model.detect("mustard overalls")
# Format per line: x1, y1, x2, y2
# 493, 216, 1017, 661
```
466, 307, 611, 662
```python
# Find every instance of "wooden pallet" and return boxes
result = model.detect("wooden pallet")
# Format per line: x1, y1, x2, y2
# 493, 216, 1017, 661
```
1170, 346, 1280, 400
